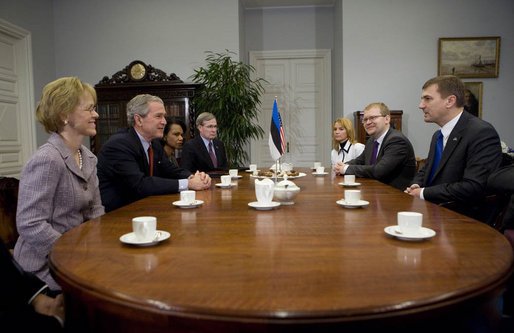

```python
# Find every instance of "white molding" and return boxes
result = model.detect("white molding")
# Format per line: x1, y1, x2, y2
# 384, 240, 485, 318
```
0, 19, 36, 177
249, 49, 332, 166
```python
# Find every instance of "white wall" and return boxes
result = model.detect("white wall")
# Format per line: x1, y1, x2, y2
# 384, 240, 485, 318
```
244, 6, 334, 55
342, 0, 514, 157
53, 0, 240, 85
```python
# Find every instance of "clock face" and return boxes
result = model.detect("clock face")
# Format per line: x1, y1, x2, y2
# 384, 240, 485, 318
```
130, 63, 146, 80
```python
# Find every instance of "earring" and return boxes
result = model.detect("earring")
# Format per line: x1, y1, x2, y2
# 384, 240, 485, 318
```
64, 120, 68, 125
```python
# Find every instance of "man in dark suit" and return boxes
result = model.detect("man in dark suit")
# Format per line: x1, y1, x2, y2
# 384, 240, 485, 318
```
334, 102, 416, 190
405, 75, 502, 221
97, 94, 211, 212
1, 238, 64, 331
181, 112, 228, 173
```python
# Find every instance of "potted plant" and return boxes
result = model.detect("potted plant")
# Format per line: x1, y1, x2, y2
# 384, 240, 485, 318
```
190, 50, 266, 168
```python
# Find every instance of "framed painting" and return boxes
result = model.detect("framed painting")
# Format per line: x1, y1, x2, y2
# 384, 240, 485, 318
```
463, 81, 482, 118
438, 37, 500, 78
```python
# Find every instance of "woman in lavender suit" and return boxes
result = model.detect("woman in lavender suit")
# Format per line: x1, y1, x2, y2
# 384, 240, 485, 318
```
14, 77, 104, 291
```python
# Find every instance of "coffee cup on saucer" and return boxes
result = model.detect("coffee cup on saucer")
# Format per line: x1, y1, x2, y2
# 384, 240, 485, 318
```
255, 178, 274, 205
316, 166, 325, 174
180, 190, 196, 204
220, 175, 231, 186
229, 169, 238, 178
344, 189, 360, 204
249, 164, 257, 172
132, 216, 157, 242
344, 175, 355, 184
397, 212, 423, 235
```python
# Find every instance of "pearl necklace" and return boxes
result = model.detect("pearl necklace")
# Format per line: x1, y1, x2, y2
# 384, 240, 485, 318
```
77, 149, 83, 170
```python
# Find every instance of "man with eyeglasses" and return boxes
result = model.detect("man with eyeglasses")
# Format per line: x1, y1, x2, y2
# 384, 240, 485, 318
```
97, 94, 211, 212
181, 112, 228, 173
334, 102, 416, 190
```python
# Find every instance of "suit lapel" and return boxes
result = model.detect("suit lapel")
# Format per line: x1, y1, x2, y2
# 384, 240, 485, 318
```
364, 137, 374, 164
428, 112, 468, 183
129, 128, 150, 175
197, 136, 214, 168
375, 128, 392, 162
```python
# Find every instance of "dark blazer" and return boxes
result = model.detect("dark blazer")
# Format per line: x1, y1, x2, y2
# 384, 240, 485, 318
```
180, 136, 228, 173
346, 128, 416, 190
97, 128, 192, 212
411, 111, 502, 219
1, 239, 62, 330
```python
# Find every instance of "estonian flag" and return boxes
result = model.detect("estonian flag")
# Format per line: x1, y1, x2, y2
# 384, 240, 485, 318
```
269, 99, 285, 161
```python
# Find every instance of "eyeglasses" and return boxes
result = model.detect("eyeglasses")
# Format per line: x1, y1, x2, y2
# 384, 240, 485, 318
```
362, 115, 385, 124
81, 105, 97, 113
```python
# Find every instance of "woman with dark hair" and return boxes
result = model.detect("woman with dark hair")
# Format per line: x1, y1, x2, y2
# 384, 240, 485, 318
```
161, 116, 186, 167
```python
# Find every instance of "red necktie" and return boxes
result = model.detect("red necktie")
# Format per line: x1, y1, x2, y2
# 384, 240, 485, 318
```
148, 145, 154, 176
209, 141, 217, 168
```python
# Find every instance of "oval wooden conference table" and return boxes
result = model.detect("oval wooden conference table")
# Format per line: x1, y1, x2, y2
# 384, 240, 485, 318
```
49, 168, 513, 332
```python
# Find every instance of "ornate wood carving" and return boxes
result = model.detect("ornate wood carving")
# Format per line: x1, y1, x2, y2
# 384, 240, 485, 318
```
97, 60, 183, 85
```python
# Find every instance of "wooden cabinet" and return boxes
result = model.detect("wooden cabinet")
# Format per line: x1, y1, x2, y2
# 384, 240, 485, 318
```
91, 60, 202, 154
353, 110, 403, 144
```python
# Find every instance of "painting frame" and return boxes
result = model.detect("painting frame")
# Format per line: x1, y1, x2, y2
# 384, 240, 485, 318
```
438, 37, 500, 78
463, 81, 483, 119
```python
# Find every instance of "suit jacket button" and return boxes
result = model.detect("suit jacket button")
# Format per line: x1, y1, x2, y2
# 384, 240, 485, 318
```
83, 185, 88, 191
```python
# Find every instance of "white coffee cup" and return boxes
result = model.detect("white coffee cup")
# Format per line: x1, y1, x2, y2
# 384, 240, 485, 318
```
397, 212, 423, 235
132, 216, 157, 242
229, 169, 238, 178
316, 166, 325, 174
255, 178, 274, 204
249, 164, 257, 171
344, 174, 355, 184
314, 162, 321, 169
180, 190, 196, 204
220, 175, 231, 185
344, 189, 361, 204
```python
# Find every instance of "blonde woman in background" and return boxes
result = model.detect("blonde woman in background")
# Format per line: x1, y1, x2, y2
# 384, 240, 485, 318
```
331, 118, 365, 171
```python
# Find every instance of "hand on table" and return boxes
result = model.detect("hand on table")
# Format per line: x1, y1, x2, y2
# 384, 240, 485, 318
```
188, 171, 211, 190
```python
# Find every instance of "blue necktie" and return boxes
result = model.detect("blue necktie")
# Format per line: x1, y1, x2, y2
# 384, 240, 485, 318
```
370, 141, 379, 165
428, 131, 443, 185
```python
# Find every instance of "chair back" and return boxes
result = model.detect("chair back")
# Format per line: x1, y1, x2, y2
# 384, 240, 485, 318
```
0, 177, 19, 249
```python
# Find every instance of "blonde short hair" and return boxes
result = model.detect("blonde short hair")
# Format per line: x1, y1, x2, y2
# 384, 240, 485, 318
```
363, 102, 390, 116
332, 117, 358, 150
36, 77, 96, 133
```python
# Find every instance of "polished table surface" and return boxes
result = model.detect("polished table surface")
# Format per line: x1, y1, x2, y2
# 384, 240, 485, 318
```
49, 168, 513, 331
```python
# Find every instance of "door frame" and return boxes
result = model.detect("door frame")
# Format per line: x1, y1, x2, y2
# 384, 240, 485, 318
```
249, 49, 332, 167
0, 19, 36, 177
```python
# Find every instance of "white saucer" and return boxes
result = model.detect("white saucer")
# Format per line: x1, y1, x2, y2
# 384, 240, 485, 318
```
230, 175, 243, 179
215, 183, 236, 188
248, 201, 281, 210
120, 230, 171, 246
312, 172, 328, 176
336, 199, 369, 208
245, 169, 259, 173
384, 225, 436, 241
172, 200, 204, 208
338, 182, 361, 187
